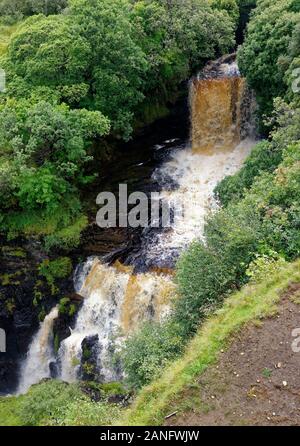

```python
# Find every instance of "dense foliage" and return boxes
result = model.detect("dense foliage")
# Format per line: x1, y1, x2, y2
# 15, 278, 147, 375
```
238, 0, 300, 127
0, 0, 67, 24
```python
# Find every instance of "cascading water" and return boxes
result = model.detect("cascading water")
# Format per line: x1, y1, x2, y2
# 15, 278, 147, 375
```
58, 260, 175, 383
17, 57, 257, 392
17, 307, 58, 394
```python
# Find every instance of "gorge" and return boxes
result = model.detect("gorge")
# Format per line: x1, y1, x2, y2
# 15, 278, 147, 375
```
16, 56, 257, 394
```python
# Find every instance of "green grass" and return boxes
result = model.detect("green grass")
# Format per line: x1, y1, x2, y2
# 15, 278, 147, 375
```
117, 259, 300, 426
0, 380, 122, 426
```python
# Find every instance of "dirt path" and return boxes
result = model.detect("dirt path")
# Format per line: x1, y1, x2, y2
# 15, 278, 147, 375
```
166, 284, 300, 426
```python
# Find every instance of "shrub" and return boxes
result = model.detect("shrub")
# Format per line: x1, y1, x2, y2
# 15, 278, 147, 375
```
246, 252, 286, 283
175, 242, 238, 338
215, 140, 282, 206
238, 0, 300, 126
121, 320, 182, 388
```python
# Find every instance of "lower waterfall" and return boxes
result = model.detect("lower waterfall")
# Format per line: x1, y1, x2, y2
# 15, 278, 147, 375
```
58, 260, 175, 383
17, 307, 58, 394
17, 58, 257, 392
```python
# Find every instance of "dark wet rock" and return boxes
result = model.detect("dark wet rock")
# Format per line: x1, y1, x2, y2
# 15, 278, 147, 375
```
79, 335, 104, 382
197, 53, 238, 80
49, 361, 59, 379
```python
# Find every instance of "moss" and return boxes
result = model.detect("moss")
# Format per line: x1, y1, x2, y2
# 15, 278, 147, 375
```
82, 363, 95, 376
1, 246, 27, 258
44, 215, 88, 252
54, 334, 60, 354
0, 271, 22, 286
58, 297, 70, 314
82, 345, 91, 361
5, 298, 16, 314
38, 308, 46, 322
0, 274, 11, 286
58, 297, 78, 317
69, 304, 77, 317
38, 257, 72, 295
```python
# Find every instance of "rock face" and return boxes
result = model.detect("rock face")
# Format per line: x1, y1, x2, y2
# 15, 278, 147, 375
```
0, 239, 74, 394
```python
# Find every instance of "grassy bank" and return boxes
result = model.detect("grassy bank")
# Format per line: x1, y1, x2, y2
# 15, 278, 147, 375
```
117, 259, 300, 426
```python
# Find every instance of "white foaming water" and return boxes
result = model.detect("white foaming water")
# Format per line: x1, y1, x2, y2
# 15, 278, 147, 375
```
58, 262, 129, 382
17, 306, 58, 394
58, 260, 174, 383
147, 138, 254, 265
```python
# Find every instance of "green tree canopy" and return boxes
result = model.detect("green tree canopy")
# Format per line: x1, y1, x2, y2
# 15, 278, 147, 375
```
238, 0, 300, 125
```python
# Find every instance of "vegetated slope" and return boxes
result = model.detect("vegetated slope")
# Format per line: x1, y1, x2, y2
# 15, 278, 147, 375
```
166, 283, 300, 426
117, 260, 300, 426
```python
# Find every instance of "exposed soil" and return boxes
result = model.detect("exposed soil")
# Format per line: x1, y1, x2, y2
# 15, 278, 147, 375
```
166, 283, 300, 426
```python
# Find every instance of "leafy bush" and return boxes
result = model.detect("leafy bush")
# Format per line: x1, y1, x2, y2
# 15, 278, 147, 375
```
121, 320, 182, 388
246, 252, 286, 283
215, 140, 281, 206
17, 167, 69, 212
0, 97, 107, 245
44, 215, 88, 251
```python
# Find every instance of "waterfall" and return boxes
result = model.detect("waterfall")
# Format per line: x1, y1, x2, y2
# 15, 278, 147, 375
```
58, 260, 175, 382
17, 56, 257, 391
17, 306, 59, 394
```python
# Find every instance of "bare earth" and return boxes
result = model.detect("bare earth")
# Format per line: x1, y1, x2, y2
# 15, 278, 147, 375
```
166, 284, 300, 426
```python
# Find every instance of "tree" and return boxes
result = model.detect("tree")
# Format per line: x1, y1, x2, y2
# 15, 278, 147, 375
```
69, 0, 148, 139
0, 0, 67, 24
238, 0, 300, 125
